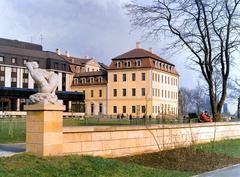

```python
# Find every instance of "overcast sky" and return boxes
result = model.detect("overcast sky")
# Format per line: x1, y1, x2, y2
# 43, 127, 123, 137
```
0, 0, 201, 89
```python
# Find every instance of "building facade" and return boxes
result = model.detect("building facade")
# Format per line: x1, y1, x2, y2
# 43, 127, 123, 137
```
0, 38, 179, 118
107, 43, 179, 118
0, 38, 84, 111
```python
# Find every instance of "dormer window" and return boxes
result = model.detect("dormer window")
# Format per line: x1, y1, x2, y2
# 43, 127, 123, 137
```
74, 78, 78, 84
0, 56, 4, 62
117, 61, 122, 68
98, 76, 103, 83
127, 60, 131, 67
11, 58, 16, 64
90, 77, 94, 84
136, 59, 141, 67
75, 66, 80, 73
82, 78, 86, 84
23, 59, 28, 65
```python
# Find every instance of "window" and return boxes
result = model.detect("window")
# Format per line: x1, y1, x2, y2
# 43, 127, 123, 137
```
62, 64, 66, 70
23, 69, 28, 74
91, 103, 94, 114
91, 90, 94, 97
90, 77, 94, 84
0, 76, 4, 81
122, 88, 126, 96
132, 73, 136, 81
142, 106, 146, 113
122, 73, 126, 81
132, 88, 136, 96
82, 78, 86, 84
11, 67, 17, 73
98, 77, 102, 83
141, 73, 145, 81
122, 106, 126, 113
127, 61, 131, 67
0, 56, 4, 62
117, 61, 122, 68
74, 78, 78, 84
54, 62, 58, 69
99, 89, 102, 97
132, 106, 136, 113
11, 58, 16, 64
0, 66, 4, 72
76, 66, 81, 73
113, 106, 117, 113
23, 78, 28, 83
136, 59, 141, 67
113, 89, 117, 97
99, 103, 103, 114
141, 88, 145, 96
11, 77, 17, 82
23, 59, 28, 65
113, 74, 117, 82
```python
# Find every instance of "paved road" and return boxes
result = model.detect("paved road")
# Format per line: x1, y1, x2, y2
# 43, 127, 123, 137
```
0, 143, 26, 157
194, 164, 240, 177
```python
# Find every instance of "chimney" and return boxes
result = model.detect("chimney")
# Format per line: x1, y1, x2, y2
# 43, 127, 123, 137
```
149, 47, 153, 53
56, 48, 61, 55
136, 42, 141, 49
84, 56, 89, 59
65, 50, 70, 57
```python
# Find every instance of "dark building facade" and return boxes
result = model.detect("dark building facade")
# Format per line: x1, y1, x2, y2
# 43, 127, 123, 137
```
0, 38, 84, 111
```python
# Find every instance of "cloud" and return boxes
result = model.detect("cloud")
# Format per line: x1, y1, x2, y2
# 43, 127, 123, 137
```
0, 0, 198, 88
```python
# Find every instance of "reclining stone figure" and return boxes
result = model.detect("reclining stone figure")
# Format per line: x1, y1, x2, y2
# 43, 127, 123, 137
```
26, 62, 62, 105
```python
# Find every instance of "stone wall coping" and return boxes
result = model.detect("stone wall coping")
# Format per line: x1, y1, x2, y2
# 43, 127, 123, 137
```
24, 104, 66, 111
63, 122, 240, 133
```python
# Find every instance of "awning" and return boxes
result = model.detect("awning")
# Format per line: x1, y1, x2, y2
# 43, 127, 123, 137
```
0, 87, 85, 101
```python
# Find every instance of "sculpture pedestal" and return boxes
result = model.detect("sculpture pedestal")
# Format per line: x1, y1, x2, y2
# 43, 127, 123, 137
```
24, 104, 65, 156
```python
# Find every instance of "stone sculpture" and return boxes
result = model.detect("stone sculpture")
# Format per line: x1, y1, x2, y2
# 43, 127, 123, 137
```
26, 62, 62, 105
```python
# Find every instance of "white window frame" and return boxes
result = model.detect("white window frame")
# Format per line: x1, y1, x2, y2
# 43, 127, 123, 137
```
136, 59, 141, 67
74, 78, 79, 84
98, 76, 103, 83
117, 61, 122, 68
127, 60, 131, 67
90, 77, 94, 84
82, 78, 86, 84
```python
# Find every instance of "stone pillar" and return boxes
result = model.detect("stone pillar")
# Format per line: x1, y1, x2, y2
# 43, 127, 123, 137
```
68, 101, 72, 112
16, 99, 20, 111
24, 104, 65, 156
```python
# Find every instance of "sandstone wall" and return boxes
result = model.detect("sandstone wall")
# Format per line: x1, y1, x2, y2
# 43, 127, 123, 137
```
62, 122, 240, 157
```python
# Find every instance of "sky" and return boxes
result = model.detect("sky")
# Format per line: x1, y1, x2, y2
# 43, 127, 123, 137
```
0, 0, 236, 113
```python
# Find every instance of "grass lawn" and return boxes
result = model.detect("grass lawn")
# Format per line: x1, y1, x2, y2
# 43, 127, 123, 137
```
0, 154, 193, 177
196, 139, 240, 157
0, 118, 25, 144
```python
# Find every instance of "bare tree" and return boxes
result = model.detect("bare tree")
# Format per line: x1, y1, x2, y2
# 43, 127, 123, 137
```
179, 87, 194, 116
179, 85, 211, 116
125, 0, 240, 121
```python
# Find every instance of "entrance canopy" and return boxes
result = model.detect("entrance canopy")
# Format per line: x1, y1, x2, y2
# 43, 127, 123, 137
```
0, 87, 85, 101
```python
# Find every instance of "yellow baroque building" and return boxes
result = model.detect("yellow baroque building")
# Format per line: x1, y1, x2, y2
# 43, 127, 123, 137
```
70, 42, 179, 118
107, 43, 179, 118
